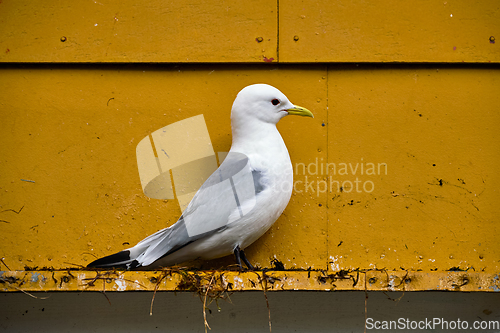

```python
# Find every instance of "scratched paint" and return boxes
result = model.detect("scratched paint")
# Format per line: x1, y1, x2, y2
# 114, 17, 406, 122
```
0, 1, 498, 293
0, 67, 329, 271
1, 270, 499, 292
0, 66, 498, 279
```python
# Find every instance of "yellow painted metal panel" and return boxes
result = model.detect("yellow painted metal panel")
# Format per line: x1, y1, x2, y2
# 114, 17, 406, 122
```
1, 1, 498, 63
0, 65, 327, 271
0, 1, 277, 63
280, 0, 500, 63
327, 66, 500, 272
1, 65, 498, 292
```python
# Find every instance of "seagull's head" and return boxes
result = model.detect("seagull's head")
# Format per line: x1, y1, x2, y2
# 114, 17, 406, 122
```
231, 84, 313, 126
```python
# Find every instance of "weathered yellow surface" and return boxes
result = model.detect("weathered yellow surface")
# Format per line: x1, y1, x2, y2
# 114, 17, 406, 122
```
1, 65, 498, 294
0, 0, 278, 63
280, 0, 499, 63
0, 65, 328, 272
0, 0, 498, 293
1, 270, 498, 292
327, 66, 500, 273
1, 1, 498, 63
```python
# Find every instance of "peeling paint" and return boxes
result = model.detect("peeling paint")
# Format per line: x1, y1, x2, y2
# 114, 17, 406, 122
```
488, 285, 499, 292
30, 272, 41, 283
233, 276, 244, 289
115, 279, 127, 291
329, 256, 340, 271
0, 270, 499, 292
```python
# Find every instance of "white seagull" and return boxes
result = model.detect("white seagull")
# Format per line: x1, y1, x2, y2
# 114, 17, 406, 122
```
87, 84, 313, 270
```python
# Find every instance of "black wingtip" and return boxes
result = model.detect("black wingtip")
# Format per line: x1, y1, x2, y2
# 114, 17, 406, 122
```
87, 250, 132, 269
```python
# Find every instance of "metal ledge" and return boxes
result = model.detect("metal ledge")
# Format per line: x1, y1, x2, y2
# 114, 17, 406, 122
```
1, 270, 499, 292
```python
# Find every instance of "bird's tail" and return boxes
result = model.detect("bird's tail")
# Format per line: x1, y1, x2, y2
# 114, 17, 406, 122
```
86, 228, 172, 270
86, 250, 139, 270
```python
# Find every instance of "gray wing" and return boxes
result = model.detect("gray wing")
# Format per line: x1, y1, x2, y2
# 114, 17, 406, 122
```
134, 152, 267, 267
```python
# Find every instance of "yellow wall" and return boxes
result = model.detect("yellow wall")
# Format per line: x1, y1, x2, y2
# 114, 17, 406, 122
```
0, 1, 497, 63
0, 1, 499, 291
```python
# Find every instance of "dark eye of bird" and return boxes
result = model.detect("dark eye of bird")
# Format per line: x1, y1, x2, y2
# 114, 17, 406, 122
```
271, 99, 280, 106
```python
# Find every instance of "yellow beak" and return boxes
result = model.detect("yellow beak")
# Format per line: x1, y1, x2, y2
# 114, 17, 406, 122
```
286, 105, 314, 118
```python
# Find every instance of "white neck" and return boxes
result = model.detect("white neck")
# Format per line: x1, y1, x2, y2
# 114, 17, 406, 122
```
230, 120, 283, 152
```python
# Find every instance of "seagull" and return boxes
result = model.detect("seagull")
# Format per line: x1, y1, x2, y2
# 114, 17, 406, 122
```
87, 84, 313, 270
